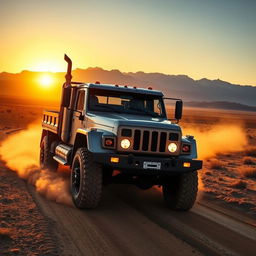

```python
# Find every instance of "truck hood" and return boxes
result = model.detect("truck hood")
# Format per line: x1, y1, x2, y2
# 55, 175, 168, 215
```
86, 111, 181, 133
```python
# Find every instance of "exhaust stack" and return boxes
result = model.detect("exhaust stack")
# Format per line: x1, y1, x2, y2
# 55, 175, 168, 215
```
64, 54, 72, 86
58, 54, 73, 142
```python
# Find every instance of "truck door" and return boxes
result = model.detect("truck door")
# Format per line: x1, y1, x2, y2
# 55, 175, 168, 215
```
69, 89, 86, 144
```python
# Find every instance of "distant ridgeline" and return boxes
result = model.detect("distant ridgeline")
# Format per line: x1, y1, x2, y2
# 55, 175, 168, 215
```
185, 101, 256, 112
0, 68, 255, 110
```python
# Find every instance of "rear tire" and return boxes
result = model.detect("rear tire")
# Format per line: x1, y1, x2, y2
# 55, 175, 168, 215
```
162, 171, 198, 211
40, 135, 58, 171
71, 148, 102, 209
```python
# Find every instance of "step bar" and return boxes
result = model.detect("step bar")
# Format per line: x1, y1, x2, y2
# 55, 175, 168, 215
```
53, 144, 72, 165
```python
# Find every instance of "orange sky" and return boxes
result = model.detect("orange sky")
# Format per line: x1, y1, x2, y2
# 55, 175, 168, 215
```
1, 0, 256, 85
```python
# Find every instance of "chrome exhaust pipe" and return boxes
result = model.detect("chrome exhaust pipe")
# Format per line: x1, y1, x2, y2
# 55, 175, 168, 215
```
64, 54, 72, 86
58, 54, 73, 141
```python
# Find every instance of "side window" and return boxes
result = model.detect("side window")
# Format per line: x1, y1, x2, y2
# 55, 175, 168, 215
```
154, 99, 162, 115
76, 90, 85, 111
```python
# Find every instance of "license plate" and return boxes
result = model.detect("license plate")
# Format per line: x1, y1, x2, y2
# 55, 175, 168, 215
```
143, 161, 161, 170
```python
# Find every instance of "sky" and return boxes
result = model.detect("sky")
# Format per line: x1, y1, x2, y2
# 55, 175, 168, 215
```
1, 0, 256, 85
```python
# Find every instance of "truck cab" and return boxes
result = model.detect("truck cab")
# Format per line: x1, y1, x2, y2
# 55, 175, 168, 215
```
40, 55, 202, 210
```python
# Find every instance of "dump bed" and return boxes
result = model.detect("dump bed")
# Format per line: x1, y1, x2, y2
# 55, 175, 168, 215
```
42, 110, 59, 133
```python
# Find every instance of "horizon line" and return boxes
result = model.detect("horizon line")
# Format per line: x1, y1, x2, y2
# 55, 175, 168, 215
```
0, 67, 255, 87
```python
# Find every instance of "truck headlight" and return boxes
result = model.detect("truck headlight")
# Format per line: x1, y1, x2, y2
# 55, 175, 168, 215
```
120, 139, 131, 149
168, 142, 177, 153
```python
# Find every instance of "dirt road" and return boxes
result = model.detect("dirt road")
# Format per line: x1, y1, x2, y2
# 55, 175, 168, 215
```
27, 183, 256, 256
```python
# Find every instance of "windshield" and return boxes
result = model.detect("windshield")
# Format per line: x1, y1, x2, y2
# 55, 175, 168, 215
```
88, 88, 166, 118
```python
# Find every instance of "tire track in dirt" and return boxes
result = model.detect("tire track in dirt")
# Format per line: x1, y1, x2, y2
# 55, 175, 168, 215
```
27, 183, 201, 256
26, 180, 256, 256
112, 185, 256, 256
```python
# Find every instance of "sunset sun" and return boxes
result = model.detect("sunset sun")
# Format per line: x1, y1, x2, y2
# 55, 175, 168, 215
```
39, 74, 54, 88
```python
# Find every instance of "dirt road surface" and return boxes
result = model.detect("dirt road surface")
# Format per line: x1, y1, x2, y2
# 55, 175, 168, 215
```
27, 182, 256, 256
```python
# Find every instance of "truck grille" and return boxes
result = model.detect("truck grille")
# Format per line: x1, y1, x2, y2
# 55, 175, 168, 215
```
118, 127, 180, 155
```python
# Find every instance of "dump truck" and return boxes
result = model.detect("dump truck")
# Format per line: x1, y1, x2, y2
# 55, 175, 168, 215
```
40, 55, 203, 210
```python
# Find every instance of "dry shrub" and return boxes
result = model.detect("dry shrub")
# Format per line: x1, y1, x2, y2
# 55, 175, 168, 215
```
0, 228, 12, 240
240, 167, 256, 179
245, 147, 256, 157
231, 180, 247, 189
243, 157, 255, 165
208, 159, 225, 170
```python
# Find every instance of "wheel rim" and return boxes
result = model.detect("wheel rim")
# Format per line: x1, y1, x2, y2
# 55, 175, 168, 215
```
72, 161, 81, 196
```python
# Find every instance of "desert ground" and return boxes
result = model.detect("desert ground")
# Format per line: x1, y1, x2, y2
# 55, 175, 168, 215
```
0, 98, 256, 255
181, 107, 256, 217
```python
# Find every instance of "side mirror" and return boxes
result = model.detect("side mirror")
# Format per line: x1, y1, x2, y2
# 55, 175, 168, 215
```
175, 101, 183, 120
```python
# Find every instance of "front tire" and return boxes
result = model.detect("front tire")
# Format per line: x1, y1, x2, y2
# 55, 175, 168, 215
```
40, 135, 58, 171
71, 148, 102, 209
162, 171, 198, 211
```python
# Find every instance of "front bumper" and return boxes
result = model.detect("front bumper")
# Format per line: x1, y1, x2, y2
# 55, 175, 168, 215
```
92, 152, 203, 175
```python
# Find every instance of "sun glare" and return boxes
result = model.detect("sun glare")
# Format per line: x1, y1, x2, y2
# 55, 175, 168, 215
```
39, 74, 54, 88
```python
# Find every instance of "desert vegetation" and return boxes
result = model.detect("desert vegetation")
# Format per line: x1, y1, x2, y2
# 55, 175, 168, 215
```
239, 167, 256, 179
243, 157, 256, 165
208, 159, 226, 170
245, 147, 256, 157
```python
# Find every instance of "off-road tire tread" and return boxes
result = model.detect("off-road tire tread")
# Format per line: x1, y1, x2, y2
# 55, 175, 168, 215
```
163, 171, 198, 211
72, 148, 102, 209
40, 135, 58, 171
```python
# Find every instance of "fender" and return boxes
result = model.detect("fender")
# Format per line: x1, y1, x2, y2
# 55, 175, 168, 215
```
180, 136, 198, 160
73, 129, 114, 159
40, 129, 58, 146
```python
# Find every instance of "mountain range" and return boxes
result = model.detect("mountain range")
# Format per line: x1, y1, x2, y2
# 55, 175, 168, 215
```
0, 67, 255, 108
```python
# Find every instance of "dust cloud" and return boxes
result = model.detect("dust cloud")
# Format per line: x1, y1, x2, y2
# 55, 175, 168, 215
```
0, 123, 72, 206
183, 123, 248, 160
0, 121, 248, 204
184, 123, 248, 193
